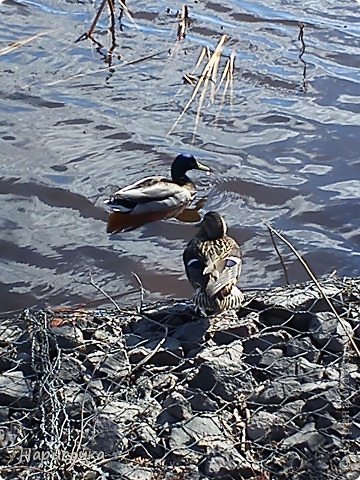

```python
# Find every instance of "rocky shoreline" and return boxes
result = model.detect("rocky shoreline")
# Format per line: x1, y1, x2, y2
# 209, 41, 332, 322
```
0, 276, 359, 479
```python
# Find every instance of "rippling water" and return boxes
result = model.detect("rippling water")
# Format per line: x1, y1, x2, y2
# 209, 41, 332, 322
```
0, 0, 359, 312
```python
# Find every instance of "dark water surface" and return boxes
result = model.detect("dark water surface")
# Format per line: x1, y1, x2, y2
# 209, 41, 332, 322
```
0, 0, 359, 312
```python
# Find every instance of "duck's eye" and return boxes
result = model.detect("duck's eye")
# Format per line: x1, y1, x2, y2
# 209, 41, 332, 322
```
225, 259, 237, 268
187, 259, 203, 270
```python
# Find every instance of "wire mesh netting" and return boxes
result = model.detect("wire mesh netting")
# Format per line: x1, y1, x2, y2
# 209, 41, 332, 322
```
0, 276, 359, 479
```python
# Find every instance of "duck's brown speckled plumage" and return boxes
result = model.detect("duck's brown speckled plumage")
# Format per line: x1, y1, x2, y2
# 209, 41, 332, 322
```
183, 211, 244, 314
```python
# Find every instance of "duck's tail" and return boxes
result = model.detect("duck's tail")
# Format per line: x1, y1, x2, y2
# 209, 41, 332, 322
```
191, 285, 244, 314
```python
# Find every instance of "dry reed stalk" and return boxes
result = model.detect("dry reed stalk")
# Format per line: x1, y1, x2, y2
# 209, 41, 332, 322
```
168, 34, 228, 135
177, 4, 189, 41
267, 225, 290, 285
0, 30, 53, 56
116, 0, 138, 30
298, 22, 307, 92
266, 224, 360, 358
46, 49, 167, 86
216, 50, 235, 94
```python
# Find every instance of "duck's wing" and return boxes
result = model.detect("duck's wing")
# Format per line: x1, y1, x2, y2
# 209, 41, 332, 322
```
205, 248, 242, 299
112, 176, 171, 201
106, 177, 194, 212
183, 239, 208, 291
185, 237, 242, 298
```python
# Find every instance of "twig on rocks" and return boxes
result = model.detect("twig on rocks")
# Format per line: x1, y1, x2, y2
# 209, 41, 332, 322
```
265, 224, 360, 358
89, 272, 122, 314
267, 225, 290, 285
132, 272, 145, 313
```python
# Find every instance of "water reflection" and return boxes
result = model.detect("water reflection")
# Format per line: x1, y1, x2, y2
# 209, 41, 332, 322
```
106, 198, 205, 233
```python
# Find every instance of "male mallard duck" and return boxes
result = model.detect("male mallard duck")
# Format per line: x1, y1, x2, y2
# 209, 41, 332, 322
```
183, 211, 244, 314
105, 154, 211, 214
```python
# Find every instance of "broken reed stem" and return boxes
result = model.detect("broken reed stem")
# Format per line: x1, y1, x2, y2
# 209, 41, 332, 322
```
117, 0, 138, 29
107, 0, 117, 48
168, 34, 228, 135
298, 22, 307, 91
89, 273, 122, 313
267, 226, 290, 285
177, 4, 189, 41
265, 224, 360, 358
298, 22, 306, 58
87, 0, 107, 40
132, 272, 145, 313
46, 49, 167, 86
0, 31, 54, 56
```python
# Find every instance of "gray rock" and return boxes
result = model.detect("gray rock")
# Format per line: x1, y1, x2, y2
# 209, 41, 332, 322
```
129, 337, 183, 367
246, 411, 277, 442
197, 341, 244, 369
169, 414, 226, 457
247, 400, 305, 443
282, 421, 325, 451
303, 383, 341, 414
0, 371, 32, 408
105, 462, 153, 480
163, 391, 192, 421
244, 330, 292, 354
67, 386, 96, 418
208, 311, 259, 344
258, 348, 283, 367
203, 448, 255, 479
58, 355, 86, 383
186, 390, 219, 412
286, 337, 320, 362
249, 379, 302, 405
50, 324, 84, 349
189, 340, 253, 401
310, 312, 353, 353
86, 350, 130, 379
172, 318, 208, 353
91, 415, 125, 455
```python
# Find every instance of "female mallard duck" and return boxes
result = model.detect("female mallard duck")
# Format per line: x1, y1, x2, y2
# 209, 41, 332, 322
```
183, 211, 244, 314
105, 154, 211, 214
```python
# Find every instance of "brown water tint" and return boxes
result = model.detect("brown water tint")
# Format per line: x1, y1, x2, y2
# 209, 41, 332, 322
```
0, 0, 359, 312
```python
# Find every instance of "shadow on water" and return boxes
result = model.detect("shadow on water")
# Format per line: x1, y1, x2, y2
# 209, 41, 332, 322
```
106, 198, 206, 233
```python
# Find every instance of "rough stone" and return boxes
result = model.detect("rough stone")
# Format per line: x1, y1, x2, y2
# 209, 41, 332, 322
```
86, 349, 130, 379
0, 371, 32, 408
282, 422, 326, 451
258, 348, 283, 367
202, 448, 256, 479
169, 414, 225, 456
186, 390, 219, 412
249, 379, 302, 405
243, 330, 291, 354
129, 337, 183, 367
246, 411, 277, 442
0, 277, 358, 480
286, 337, 320, 362
163, 391, 192, 420
208, 311, 259, 344
310, 312, 353, 353
172, 318, 208, 353
105, 462, 153, 480
50, 324, 84, 349
90, 415, 125, 455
